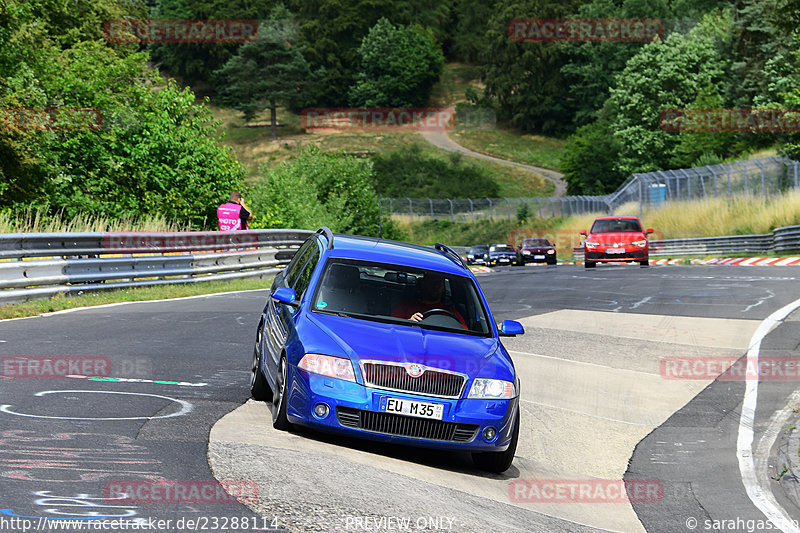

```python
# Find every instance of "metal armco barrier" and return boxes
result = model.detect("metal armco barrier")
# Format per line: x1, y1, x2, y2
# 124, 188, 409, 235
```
0, 229, 313, 304
572, 224, 800, 259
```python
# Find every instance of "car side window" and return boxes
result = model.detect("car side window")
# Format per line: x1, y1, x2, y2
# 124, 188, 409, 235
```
285, 239, 316, 288
292, 244, 321, 300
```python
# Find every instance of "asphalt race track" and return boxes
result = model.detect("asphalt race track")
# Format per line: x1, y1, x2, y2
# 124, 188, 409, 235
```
2, 264, 800, 532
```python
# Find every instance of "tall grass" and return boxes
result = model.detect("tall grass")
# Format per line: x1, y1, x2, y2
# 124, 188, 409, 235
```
0, 206, 192, 233
556, 190, 800, 239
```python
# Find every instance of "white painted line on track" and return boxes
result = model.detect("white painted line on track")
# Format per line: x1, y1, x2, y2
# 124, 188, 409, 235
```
520, 399, 652, 427
0, 288, 270, 324
508, 349, 662, 377
737, 297, 800, 533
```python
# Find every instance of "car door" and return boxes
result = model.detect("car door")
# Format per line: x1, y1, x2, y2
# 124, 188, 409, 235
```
264, 237, 322, 380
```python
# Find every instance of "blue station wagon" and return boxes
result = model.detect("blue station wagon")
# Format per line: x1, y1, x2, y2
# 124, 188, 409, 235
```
250, 228, 524, 472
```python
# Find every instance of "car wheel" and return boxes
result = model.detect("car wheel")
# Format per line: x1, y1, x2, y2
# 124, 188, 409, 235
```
271, 355, 292, 430
547, 258, 556, 266
640, 260, 649, 266
250, 325, 272, 401
472, 409, 519, 473
584, 260, 596, 268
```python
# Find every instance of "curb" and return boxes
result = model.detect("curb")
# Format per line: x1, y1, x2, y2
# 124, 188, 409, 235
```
776, 414, 800, 510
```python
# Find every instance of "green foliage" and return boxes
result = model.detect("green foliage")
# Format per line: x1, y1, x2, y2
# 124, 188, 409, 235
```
371, 143, 500, 198
251, 145, 398, 238
287, 0, 453, 106
449, 0, 497, 62
0, 0, 246, 227
348, 18, 444, 107
148, 0, 277, 85
560, 119, 625, 195
558, 0, 671, 127
608, 12, 733, 175
481, 0, 586, 135
215, 6, 319, 137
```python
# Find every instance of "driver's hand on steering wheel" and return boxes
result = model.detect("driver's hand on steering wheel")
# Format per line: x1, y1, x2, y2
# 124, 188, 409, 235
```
409, 312, 424, 322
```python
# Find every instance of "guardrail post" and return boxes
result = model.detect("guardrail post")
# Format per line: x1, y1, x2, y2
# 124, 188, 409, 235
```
487, 198, 493, 219
468, 198, 474, 222
429, 198, 434, 220
448, 199, 454, 222
407, 197, 413, 220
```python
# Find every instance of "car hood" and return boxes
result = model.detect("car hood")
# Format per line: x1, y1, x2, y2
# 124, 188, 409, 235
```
305, 312, 500, 378
587, 232, 646, 244
521, 247, 552, 253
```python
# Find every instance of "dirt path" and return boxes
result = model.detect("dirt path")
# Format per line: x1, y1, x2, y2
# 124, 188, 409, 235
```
421, 130, 568, 197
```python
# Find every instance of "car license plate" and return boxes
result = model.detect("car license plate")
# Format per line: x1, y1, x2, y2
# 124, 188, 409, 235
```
382, 397, 443, 420
534, 255, 545, 259
606, 248, 625, 254
500, 258, 509, 262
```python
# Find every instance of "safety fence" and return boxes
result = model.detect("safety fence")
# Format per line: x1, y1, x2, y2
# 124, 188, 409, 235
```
0, 229, 313, 304
384, 156, 800, 221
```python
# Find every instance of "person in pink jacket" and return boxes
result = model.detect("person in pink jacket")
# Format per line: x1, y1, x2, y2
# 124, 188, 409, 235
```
217, 191, 252, 231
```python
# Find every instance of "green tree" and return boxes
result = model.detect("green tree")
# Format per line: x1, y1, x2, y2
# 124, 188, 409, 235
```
449, 0, 497, 63
251, 145, 398, 238
148, 0, 276, 86
216, 6, 318, 140
560, 118, 625, 194
481, 0, 587, 134
608, 12, 732, 175
348, 18, 444, 108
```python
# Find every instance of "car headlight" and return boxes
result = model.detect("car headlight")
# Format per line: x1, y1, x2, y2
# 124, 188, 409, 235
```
546, 249, 555, 254
585, 241, 600, 248
468, 378, 516, 399
298, 354, 356, 382
522, 250, 530, 254
632, 240, 647, 247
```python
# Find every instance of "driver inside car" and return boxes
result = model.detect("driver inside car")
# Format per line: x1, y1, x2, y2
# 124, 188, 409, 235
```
391, 272, 468, 329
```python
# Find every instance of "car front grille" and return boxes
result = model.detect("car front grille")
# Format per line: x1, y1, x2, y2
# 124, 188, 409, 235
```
587, 251, 646, 260
336, 407, 478, 443
361, 361, 466, 399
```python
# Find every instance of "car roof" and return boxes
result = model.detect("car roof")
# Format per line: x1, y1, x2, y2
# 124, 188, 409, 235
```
324, 233, 470, 276
593, 216, 640, 221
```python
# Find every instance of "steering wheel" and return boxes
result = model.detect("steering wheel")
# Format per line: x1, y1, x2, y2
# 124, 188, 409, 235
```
421, 308, 460, 321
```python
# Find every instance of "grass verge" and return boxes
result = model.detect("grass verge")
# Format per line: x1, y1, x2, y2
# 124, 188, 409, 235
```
450, 127, 566, 171
0, 278, 271, 320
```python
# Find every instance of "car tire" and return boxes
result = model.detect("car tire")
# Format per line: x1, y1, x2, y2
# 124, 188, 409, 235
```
472, 409, 520, 473
271, 355, 292, 430
547, 258, 556, 266
640, 260, 649, 266
584, 260, 596, 268
250, 326, 272, 401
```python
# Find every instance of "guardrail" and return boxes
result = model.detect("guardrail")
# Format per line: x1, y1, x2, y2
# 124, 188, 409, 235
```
572, 224, 800, 260
0, 229, 313, 305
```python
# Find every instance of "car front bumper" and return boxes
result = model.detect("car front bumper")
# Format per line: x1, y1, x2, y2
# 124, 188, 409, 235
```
285, 366, 518, 452
585, 249, 646, 261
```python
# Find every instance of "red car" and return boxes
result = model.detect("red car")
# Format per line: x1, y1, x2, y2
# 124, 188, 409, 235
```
580, 216, 654, 268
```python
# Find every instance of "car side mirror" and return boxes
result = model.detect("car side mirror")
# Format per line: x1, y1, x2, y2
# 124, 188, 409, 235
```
645, 229, 654, 234
580, 230, 587, 236
499, 320, 524, 337
272, 286, 299, 307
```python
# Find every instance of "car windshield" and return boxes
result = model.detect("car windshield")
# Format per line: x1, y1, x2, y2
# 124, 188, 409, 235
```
490, 244, 515, 252
469, 245, 488, 253
522, 238, 551, 247
311, 259, 492, 337
590, 218, 643, 233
